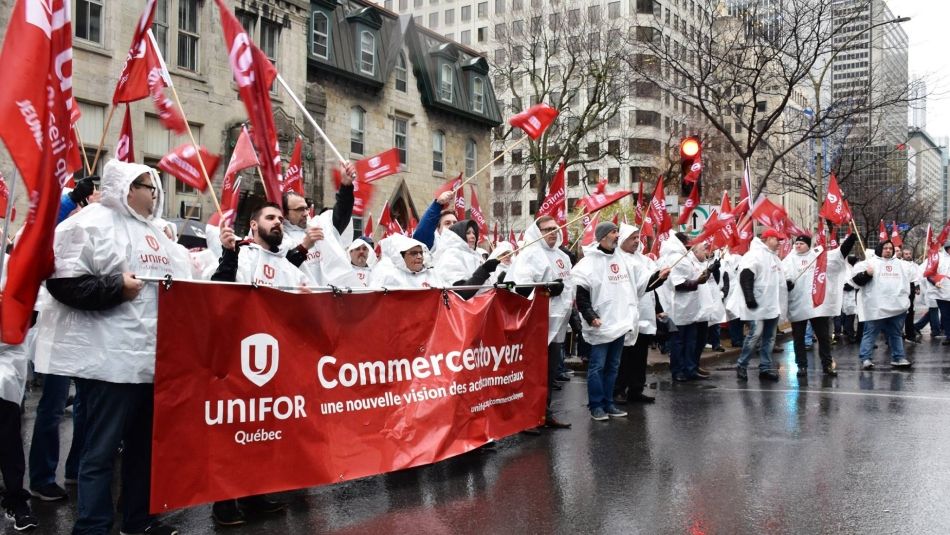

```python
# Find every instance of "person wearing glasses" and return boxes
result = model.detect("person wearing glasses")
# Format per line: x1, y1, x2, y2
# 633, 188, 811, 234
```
33, 159, 191, 535
371, 232, 500, 294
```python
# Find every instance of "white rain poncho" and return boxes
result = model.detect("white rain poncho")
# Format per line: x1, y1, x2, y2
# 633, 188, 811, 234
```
841, 262, 858, 315
233, 242, 314, 288
732, 237, 785, 321
853, 252, 917, 322
666, 241, 710, 326
721, 253, 742, 320
781, 245, 851, 322
347, 238, 376, 287
617, 224, 657, 342
572, 244, 639, 346
33, 159, 193, 384
0, 256, 33, 405
930, 250, 950, 302
702, 256, 727, 325
485, 241, 515, 288
281, 209, 355, 287
510, 223, 575, 343
371, 234, 444, 289
433, 221, 482, 284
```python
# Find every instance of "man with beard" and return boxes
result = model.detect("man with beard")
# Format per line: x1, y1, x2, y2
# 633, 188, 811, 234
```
347, 237, 376, 287
735, 229, 786, 381
853, 240, 916, 369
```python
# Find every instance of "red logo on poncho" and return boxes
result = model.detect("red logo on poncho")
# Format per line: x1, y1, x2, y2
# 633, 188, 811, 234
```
263, 264, 275, 279
610, 264, 619, 274
886, 265, 892, 272
556, 259, 565, 269
146, 235, 160, 251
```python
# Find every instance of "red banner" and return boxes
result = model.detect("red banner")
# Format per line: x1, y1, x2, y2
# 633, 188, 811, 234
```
356, 148, 400, 183
151, 284, 548, 512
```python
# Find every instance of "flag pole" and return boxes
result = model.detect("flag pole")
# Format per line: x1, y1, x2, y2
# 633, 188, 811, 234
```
274, 73, 347, 166
0, 170, 19, 286
145, 30, 222, 216
849, 219, 867, 259
456, 135, 529, 191
89, 105, 117, 174
73, 125, 92, 176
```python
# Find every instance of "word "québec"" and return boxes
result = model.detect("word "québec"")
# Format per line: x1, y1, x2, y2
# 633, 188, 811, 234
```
234, 428, 282, 445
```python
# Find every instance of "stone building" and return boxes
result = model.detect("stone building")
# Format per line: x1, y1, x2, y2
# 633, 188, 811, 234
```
0, 0, 500, 239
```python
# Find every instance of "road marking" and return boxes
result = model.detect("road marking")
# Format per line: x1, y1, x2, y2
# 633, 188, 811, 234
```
715, 387, 950, 402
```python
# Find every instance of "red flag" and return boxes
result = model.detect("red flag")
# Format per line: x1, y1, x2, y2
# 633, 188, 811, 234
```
333, 168, 374, 217
215, 0, 283, 204
509, 103, 559, 140
508, 229, 516, 245
141, 33, 187, 134
469, 186, 488, 238
434, 174, 462, 199
683, 153, 702, 184
812, 245, 828, 307
779, 237, 793, 259
581, 212, 600, 246
224, 126, 260, 185
0, 0, 83, 343
878, 220, 887, 243
356, 148, 401, 183
935, 220, 950, 251
612, 213, 619, 225
158, 144, 221, 192
492, 222, 499, 245
537, 163, 569, 242
576, 186, 631, 214
518, 230, 525, 242
828, 224, 839, 249
749, 195, 788, 232
648, 177, 672, 238
454, 183, 466, 220
676, 185, 700, 225
688, 210, 736, 246
282, 136, 304, 195
634, 180, 645, 225
733, 219, 754, 255
115, 105, 135, 163
405, 216, 418, 236
113, 0, 157, 104
363, 213, 374, 237
890, 221, 903, 248
378, 204, 403, 237
0, 172, 14, 222
818, 174, 852, 225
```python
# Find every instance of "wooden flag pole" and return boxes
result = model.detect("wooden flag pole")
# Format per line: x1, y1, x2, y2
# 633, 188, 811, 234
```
73, 125, 92, 176
849, 219, 867, 259
0, 170, 19, 286
89, 105, 117, 174
456, 135, 529, 191
275, 73, 347, 166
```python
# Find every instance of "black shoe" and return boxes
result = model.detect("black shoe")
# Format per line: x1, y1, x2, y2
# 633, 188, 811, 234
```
942, 339, 950, 346
613, 394, 628, 405
804, 345, 814, 351
212, 500, 246, 526
822, 366, 838, 377
543, 416, 572, 429
629, 392, 656, 403
759, 370, 780, 382
555, 373, 572, 382
673, 375, 692, 382
237, 494, 287, 515
29, 483, 67, 502
552, 383, 562, 391
796, 368, 807, 377
520, 427, 542, 436
4, 502, 38, 531
696, 367, 712, 377
736, 367, 748, 381
713, 346, 726, 352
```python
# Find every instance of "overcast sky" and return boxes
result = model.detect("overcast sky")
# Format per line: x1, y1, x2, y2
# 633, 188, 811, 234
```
902, 0, 950, 143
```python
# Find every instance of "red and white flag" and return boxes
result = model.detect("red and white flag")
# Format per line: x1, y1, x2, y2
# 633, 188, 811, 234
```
0, 0, 83, 343
576, 179, 631, 214
378, 203, 403, 237
684, 153, 702, 184
115, 105, 135, 163
509, 103, 559, 140
818, 173, 851, 225
890, 221, 903, 248
333, 167, 374, 217
469, 186, 488, 238
158, 144, 221, 192
405, 216, 418, 236
282, 136, 304, 195
648, 177, 672, 239
811, 218, 828, 307
0, 172, 14, 222
434, 174, 462, 199
113, 0, 157, 103
634, 180, 645, 226
454, 182, 466, 220
537, 162, 568, 243
220, 127, 259, 227
676, 185, 700, 226
140, 31, 187, 134
580, 212, 600, 247
363, 213, 374, 238
356, 148, 401, 183
508, 229, 517, 246
878, 220, 888, 243
215, 0, 283, 204
749, 195, 788, 232
492, 221, 499, 245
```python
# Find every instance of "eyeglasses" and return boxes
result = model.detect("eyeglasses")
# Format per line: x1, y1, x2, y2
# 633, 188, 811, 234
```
131, 182, 156, 193
539, 227, 560, 233
288, 207, 309, 213
402, 250, 425, 257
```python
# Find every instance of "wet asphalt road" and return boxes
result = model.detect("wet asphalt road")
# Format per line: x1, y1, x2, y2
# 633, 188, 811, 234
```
10, 334, 950, 535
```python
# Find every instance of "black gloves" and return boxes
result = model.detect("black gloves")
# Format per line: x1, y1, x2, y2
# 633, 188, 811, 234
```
69, 176, 97, 206
708, 258, 721, 274
745, 296, 758, 310
844, 283, 855, 292
482, 259, 501, 273
547, 278, 565, 297
786, 280, 795, 291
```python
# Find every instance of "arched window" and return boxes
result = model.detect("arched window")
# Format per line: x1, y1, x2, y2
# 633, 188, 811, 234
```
395, 53, 408, 92
359, 31, 375, 75
465, 139, 477, 177
350, 106, 365, 154
432, 131, 445, 173
311, 12, 329, 58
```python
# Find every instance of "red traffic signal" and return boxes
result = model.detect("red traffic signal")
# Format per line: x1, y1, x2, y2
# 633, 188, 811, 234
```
681, 137, 701, 158
680, 136, 702, 186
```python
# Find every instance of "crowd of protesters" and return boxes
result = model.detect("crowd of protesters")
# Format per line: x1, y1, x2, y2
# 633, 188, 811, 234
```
0, 159, 945, 533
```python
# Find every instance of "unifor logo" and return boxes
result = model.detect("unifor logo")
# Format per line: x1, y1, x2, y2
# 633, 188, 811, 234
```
369, 156, 381, 168
556, 259, 565, 269
146, 235, 160, 251
263, 264, 275, 279
610, 263, 619, 274
827, 192, 838, 204
241, 333, 279, 387
886, 265, 892, 272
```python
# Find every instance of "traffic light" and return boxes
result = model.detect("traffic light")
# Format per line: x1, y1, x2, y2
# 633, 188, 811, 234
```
680, 136, 702, 197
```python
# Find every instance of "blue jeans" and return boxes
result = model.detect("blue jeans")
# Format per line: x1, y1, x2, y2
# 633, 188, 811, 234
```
29, 374, 84, 488
859, 313, 906, 362
914, 306, 940, 334
72, 380, 154, 535
728, 318, 745, 347
737, 317, 779, 371
804, 321, 814, 346
936, 301, 950, 339
671, 322, 707, 379
587, 336, 624, 411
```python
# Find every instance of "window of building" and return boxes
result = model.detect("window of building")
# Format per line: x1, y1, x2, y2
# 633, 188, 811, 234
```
414, 0, 424, 6
635, 110, 661, 127
637, 0, 654, 14
75, 0, 104, 43
152, 0, 169, 57
567, 170, 580, 187
311, 11, 329, 58
261, 19, 280, 62
439, 64, 454, 102
495, 23, 507, 39
529, 174, 538, 189
395, 54, 408, 92
472, 78, 485, 113
512, 20, 524, 36
465, 139, 477, 177
608, 139, 620, 156
478, 2, 488, 18
177, 0, 200, 71
494, 176, 505, 192
350, 107, 365, 154
513, 0, 523, 9
461, 30, 471, 44
360, 31, 376, 75
432, 131, 445, 172
586, 142, 599, 157
607, 167, 620, 184
511, 175, 522, 189
493, 151, 504, 165
511, 202, 522, 216
511, 150, 523, 164
429, 12, 439, 28
608, 1, 621, 17
477, 27, 487, 42
394, 118, 409, 165
493, 202, 504, 217
461, 5, 471, 21
445, 8, 455, 24
529, 200, 538, 214
587, 170, 599, 185
495, 0, 505, 14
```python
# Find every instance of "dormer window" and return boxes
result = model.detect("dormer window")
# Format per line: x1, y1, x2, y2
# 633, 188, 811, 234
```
360, 31, 375, 75
312, 11, 329, 59
440, 64, 454, 103
395, 53, 408, 92
472, 77, 485, 112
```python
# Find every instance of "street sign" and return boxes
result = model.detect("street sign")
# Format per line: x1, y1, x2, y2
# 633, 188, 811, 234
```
686, 204, 714, 234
